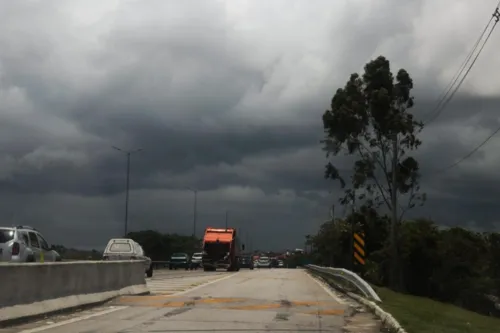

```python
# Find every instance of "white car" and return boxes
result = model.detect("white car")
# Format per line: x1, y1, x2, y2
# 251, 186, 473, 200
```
256, 256, 271, 268
102, 238, 153, 277
191, 252, 202, 269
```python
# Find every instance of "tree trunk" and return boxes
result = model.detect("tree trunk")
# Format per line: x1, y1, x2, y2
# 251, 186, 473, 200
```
390, 135, 400, 290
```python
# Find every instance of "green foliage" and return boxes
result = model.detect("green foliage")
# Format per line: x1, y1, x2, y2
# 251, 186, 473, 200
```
309, 214, 500, 317
51, 244, 102, 260
322, 55, 425, 215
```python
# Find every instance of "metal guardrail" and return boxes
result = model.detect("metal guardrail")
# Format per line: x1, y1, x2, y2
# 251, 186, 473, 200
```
152, 261, 170, 269
305, 264, 382, 303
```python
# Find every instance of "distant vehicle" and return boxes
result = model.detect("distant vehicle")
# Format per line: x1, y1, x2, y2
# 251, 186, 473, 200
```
0, 226, 61, 263
278, 260, 284, 268
201, 227, 244, 272
270, 258, 279, 268
169, 253, 190, 270
256, 256, 271, 268
239, 255, 254, 269
190, 252, 203, 270
102, 238, 153, 277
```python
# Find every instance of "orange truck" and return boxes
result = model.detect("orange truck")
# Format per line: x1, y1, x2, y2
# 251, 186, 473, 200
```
201, 227, 244, 271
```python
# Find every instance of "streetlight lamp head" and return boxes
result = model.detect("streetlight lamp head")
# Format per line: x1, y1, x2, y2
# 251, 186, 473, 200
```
112, 146, 123, 152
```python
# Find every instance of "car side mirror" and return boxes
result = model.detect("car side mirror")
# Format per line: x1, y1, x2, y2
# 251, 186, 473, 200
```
241, 244, 245, 251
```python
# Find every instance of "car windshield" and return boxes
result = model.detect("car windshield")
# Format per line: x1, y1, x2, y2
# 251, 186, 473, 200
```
172, 253, 186, 257
260, 257, 269, 261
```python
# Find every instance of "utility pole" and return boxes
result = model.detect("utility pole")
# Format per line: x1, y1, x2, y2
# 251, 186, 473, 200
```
225, 210, 228, 230
187, 188, 198, 237
113, 146, 143, 237
125, 152, 130, 236
350, 194, 356, 271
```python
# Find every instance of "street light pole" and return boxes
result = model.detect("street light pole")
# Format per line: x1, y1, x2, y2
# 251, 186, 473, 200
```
124, 152, 131, 236
113, 146, 143, 237
225, 210, 228, 230
187, 188, 198, 237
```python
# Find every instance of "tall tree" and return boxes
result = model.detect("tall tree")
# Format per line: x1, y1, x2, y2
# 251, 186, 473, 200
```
321, 55, 425, 289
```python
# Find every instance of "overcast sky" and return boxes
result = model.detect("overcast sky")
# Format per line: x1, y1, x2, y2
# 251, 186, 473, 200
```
1, 0, 500, 251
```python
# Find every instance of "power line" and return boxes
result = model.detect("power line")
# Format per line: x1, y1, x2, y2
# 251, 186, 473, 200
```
324, 4, 500, 180
423, 3, 499, 126
431, 7, 500, 174
422, 19, 493, 124
434, 125, 500, 174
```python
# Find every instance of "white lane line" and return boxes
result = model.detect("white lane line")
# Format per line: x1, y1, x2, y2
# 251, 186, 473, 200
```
18, 306, 128, 333
305, 270, 346, 304
172, 272, 239, 296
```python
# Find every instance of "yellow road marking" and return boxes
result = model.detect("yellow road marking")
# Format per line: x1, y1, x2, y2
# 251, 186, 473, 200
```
196, 298, 247, 304
223, 303, 282, 310
117, 295, 346, 315
162, 301, 186, 307
291, 301, 332, 307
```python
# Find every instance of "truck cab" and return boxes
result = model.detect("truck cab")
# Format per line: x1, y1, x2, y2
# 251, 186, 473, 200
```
201, 227, 244, 272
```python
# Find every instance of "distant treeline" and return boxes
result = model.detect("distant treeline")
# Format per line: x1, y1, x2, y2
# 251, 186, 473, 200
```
51, 245, 102, 260
307, 209, 500, 317
127, 230, 201, 261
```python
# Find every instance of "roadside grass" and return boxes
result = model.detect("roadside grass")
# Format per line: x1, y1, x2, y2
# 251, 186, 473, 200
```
372, 285, 500, 333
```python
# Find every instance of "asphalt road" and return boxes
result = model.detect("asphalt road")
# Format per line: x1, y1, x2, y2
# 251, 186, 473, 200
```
5, 269, 381, 333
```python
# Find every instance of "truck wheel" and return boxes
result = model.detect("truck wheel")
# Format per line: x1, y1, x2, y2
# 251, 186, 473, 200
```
169, 265, 173, 270
203, 267, 210, 272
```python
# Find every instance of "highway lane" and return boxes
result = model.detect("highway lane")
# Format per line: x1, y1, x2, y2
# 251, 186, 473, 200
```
4, 269, 381, 333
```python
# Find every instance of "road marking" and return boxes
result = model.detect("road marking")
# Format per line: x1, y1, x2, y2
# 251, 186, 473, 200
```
171, 272, 239, 296
302, 309, 345, 316
224, 303, 282, 310
306, 271, 346, 304
18, 306, 128, 333
196, 297, 246, 304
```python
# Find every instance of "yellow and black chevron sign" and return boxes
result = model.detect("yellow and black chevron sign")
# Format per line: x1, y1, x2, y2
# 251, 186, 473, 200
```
353, 232, 365, 265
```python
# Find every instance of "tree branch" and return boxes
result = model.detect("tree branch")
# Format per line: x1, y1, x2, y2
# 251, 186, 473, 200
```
356, 143, 392, 211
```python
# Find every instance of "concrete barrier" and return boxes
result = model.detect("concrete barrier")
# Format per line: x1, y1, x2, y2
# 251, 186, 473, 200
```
0, 260, 149, 324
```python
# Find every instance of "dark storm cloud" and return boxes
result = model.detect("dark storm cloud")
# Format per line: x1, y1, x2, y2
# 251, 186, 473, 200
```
0, 0, 499, 250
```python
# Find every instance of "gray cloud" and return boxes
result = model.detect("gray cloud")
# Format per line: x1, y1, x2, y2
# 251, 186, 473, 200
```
0, 0, 499, 251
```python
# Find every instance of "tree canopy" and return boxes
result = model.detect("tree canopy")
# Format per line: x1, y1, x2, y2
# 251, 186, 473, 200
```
322, 55, 425, 215
322, 56, 427, 288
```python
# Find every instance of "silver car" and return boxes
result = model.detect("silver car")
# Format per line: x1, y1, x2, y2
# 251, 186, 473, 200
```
0, 226, 61, 263
103, 238, 153, 277
190, 252, 202, 270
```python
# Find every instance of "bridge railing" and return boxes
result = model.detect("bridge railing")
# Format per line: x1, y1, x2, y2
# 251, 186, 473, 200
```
305, 264, 382, 303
